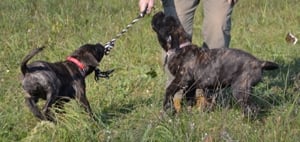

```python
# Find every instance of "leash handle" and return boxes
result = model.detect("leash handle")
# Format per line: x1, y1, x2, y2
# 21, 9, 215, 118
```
104, 5, 148, 55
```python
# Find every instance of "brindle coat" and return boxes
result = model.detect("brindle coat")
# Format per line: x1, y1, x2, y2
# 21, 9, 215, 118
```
21, 43, 109, 121
152, 11, 279, 117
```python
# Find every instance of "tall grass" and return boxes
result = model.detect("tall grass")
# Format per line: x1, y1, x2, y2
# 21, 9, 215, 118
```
0, 0, 300, 141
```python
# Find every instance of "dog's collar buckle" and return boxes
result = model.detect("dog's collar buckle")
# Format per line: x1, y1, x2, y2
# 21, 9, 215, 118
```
67, 56, 85, 71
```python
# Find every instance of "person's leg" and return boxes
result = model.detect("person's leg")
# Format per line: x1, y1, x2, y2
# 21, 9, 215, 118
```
202, 0, 234, 49
162, 0, 200, 41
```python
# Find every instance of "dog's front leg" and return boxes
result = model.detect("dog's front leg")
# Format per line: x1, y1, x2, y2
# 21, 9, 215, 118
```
79, 93, 93, 115
25, 97, 46, 120
76, 88, 94, 118
79, 93, 97, 121
163, 77, 184, 114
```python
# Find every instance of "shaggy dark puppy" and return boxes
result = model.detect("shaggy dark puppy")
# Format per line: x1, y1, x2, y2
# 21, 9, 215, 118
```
21, 43, 113, 121
152, 11, 279, 117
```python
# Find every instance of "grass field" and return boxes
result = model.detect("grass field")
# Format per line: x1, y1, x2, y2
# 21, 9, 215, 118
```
1, 0, 300, 141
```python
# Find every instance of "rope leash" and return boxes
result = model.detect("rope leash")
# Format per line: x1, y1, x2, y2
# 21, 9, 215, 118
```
104, 6, 148, 55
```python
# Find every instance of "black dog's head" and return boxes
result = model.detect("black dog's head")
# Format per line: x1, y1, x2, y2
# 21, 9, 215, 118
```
151, 11, 190, 52
69, 43, 105, 73
70, 43, 104, 67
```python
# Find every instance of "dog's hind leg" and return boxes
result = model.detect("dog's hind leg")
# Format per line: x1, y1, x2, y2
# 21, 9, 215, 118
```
42, 91, 58, 121
232, 87, 258, 119
42, 99, 56, 121
232, 80, 258, 118
25, 96, 46, 120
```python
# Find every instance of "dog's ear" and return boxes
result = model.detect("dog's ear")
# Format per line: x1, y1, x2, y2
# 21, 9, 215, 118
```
83, 53, 99, 67
165, 16, 179, 32
151, 11, 165, 31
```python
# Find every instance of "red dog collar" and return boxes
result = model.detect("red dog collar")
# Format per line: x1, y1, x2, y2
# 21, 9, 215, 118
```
67, 56, 85, 70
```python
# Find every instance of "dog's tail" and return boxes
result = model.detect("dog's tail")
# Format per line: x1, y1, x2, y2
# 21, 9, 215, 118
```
21, 46, 45, 75
261, 61, 279, 70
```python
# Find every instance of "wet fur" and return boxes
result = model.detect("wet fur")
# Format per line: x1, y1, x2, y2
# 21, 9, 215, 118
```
152, 12, 279, 117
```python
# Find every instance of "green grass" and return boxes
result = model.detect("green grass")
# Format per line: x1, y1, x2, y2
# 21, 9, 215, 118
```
1, 0, 300, 141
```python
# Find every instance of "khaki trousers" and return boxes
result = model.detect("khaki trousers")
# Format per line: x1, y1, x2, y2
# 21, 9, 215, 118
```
161, 0, 234, 49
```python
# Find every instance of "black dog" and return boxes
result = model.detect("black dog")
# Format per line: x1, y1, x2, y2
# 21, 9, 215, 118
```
152, 11, 279, 117
21, 43, 113, 121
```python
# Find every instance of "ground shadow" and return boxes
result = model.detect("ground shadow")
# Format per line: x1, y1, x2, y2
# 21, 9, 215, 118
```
93, 96, 155, 125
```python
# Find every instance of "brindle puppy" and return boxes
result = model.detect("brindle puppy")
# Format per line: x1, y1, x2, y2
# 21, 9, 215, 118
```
21, 43, 113, 121
152, 11, 279, 117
